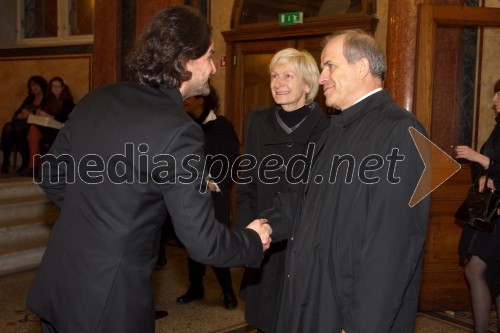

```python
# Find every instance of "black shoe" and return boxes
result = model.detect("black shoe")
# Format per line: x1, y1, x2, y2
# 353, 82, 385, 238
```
155, 257, 167, 270
223, 290, 238, 310
176, 285, 204, 304
154, 310, 168, 320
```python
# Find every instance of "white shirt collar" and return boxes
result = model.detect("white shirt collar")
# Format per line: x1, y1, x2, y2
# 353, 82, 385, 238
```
352, 87, 383, 106
202, 110, 217, 124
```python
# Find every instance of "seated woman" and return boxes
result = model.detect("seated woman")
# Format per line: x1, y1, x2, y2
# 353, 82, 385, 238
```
27, 76, 75, 172
1, 75, 47, 173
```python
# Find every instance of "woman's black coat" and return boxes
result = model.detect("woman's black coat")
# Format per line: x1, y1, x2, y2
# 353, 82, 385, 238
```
235, 103, 328, 332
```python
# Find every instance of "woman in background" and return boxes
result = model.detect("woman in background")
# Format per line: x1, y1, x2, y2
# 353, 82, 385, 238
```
175, 85, 240, 310
235, 48, 329, 333
27, 76, 74, 173
455, 78, 500, 333
1, 75, 47, 173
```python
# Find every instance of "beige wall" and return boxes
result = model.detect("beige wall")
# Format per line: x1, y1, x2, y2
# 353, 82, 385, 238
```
374, 0, 388, 51
0, 55, 91, 129
477, 0, 500, 147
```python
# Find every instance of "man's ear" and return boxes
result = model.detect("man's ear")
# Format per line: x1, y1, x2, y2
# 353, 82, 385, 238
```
357, 57, 370, 80
179, 60, 194, 97
184, 59, 194, 72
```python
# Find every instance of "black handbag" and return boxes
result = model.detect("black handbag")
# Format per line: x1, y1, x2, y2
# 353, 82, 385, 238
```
455, 174, 499, 235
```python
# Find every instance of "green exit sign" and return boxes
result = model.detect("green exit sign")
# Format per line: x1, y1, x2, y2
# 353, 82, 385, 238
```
278, 12, 303, 25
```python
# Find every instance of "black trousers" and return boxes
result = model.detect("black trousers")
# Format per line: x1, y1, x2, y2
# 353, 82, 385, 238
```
188, 257, 233, 292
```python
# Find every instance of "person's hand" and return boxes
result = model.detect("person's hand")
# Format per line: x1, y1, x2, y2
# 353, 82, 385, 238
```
260, 223, 272, 251
455, 145, 490, 169
17, 108, 31, 119
246, 218, 272, 251
478, 175, 495, 192
454, 145, 478, 161
36, 109, 50, 117
206, 180, 219, 192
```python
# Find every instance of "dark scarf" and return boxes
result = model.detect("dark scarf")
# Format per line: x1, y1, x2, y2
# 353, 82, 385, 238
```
277, 104, 312, 128
187, 107, 212, 126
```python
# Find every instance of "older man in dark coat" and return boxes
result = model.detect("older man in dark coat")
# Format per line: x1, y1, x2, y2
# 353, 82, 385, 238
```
26, 6, 270, 333
264, 30, 430, 333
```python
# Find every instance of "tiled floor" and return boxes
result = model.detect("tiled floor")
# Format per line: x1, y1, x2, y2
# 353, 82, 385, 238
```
0, 242, 495, 333
0, 244, 249, 333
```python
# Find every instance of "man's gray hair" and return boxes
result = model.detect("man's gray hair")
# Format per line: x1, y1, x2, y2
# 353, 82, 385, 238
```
323, 29, 386, 81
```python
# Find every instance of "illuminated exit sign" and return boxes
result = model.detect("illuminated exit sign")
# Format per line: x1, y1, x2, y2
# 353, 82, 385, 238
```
278, 12, 303, 25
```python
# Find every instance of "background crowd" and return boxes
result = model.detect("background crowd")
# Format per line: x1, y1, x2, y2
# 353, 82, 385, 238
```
1, 75, 74, 175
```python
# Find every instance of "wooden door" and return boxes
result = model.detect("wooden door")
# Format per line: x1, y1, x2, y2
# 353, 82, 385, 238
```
225, 39, 292, 148
297, 36, 330, 113
415, 4, 500, 310
226, 36, 337, 148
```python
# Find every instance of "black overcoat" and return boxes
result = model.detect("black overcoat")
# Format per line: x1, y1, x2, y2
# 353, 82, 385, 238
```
26, 82, 263, 333
235, 103, 328, 332
202, 115, 239, 226
264, 90, 430, 333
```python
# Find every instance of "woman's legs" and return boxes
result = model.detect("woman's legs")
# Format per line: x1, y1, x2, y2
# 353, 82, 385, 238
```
464, 255, 492, 333
12, 122, 29, 171
27, 125, 42, 169
496, 294, 500, 332
1, 122, 14, 172
212, 266, 238, 309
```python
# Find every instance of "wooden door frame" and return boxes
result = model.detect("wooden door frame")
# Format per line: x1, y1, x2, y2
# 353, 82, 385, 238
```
222, 15, 378, 144
415, 4, 500, 311
227, 40, 294, 143
415, 4, 500, 134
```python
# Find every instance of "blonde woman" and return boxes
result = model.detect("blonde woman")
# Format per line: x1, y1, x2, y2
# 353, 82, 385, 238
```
235, 48, 328, 333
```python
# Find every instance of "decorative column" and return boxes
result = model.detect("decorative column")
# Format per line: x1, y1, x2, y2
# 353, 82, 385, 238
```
136, 0, 186, 36
92, 0, 122, 88
385, 0, 425, 113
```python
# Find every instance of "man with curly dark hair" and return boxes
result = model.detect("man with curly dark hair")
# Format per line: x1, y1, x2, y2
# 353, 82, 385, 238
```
26, 6, 271, 333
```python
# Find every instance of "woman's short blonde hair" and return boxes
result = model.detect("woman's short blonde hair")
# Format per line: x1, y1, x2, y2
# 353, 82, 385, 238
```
269, 48, 320, 104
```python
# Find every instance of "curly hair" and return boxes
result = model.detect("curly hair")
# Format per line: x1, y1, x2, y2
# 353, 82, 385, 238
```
126, 5, 212, 88
45, 76, 74, 116
27, 75, 48, 95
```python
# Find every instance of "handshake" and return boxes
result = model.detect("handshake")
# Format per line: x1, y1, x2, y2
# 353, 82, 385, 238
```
246, 219, 272, 251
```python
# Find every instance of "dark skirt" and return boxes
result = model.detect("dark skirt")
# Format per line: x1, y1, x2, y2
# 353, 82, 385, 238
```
459, 223, 500, 298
